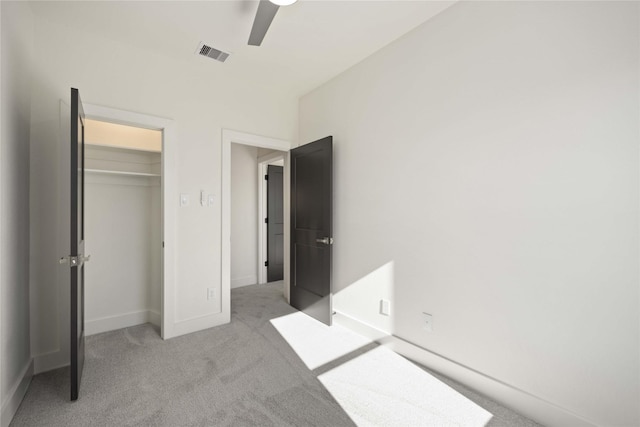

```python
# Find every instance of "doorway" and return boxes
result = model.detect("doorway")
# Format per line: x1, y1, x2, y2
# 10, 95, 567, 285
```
222, 130, 293, 317
230, 145, 287, 289
258, 152, 286, 285
82, 103, 177, 339
83, 118, 162, 336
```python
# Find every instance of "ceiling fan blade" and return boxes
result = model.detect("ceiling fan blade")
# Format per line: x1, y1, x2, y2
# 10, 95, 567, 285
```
248, 0, 280, 46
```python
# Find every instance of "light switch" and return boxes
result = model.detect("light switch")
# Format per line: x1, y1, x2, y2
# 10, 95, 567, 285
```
180, 194, 189, 207
200, 190, 207, 207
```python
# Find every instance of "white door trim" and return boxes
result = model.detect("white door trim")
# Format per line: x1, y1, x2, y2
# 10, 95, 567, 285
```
82, 103, 177, 339
222, 129, 292, 312
257, 152, 286, 285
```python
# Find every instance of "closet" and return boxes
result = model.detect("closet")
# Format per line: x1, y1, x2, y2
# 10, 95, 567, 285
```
83, 118, 162, 336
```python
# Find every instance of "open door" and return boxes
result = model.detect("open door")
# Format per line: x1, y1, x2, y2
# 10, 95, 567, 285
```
267, 165, 284, 282
68, 88, 88, 400
290, 136, 333, 325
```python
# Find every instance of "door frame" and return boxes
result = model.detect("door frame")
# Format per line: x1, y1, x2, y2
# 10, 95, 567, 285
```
82, 103, 177, 339
222, 130, 293, 308
257, 152, 286, 285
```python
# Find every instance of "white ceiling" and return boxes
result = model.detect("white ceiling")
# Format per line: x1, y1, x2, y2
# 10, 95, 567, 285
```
30, 1, 455, 97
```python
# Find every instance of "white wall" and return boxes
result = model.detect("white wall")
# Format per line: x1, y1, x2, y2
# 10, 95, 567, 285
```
231, 143, 258, 289
0, 1, 33, 424
28, 14, 297, 372
299, 2, 639, 426
257, 148, 279, 158
85, 173, 161, 335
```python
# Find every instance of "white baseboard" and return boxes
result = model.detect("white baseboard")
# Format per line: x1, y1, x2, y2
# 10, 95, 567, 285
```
231, 275, 258, 289
35, 310, 162, 374
334, 312, 598, 427
165, 311, 229, 339
1, 359, 33, 427
33, 350, 69, 375
86, 309, 160, 336
148, 309, 160, 327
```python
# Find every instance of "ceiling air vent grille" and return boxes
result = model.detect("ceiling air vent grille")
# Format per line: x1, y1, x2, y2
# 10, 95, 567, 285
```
196, 42, 230, 63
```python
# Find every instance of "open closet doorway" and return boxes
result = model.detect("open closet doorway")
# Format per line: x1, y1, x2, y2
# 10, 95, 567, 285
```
83, 118, 163, 337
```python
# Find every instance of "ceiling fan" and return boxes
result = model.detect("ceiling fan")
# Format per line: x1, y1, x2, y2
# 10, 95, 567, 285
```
248, 0, 298, 46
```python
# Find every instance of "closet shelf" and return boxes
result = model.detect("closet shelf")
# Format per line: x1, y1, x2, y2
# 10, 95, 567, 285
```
85, 169, 160, 177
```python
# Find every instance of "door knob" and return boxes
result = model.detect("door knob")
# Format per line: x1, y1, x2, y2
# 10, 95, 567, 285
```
315, 237, 333, 245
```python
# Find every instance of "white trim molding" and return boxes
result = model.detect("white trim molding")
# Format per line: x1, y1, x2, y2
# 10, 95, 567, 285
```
231, 275, 259, 289
85, 310, 161, 336
334, 312, 599, 427
1, 360, 33, 427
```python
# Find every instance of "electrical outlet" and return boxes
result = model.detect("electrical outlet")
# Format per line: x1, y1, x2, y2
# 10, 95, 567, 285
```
380, 299, 391, 316
422, 312, 433, 332
207, 194, 214, 206
207, 288, 216, 301
180, 193, 189, 207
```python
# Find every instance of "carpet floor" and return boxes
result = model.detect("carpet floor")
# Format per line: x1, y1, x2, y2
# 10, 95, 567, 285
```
11, 282, 540, 427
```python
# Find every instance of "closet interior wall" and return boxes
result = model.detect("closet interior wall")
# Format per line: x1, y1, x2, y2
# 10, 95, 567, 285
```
84, 134, 162, 335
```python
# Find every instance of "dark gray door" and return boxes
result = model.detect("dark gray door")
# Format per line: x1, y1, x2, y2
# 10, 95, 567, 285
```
267, 165, 284, 282
70, 88, 86, 401
290, 136, 333, 325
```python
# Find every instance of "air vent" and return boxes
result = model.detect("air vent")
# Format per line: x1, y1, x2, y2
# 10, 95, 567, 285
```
196, 42, 230, 63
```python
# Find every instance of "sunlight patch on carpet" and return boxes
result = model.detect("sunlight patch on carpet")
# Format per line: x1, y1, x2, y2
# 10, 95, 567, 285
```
270, 311, 372, 370
271, 311, 493, 426
318, 346, 493, 426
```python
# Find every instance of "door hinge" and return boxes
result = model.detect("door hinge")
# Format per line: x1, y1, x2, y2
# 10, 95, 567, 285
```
265, 217, 268, 223
264, 174, 268, 180
162, 241, 165, 248
265, 261, 269, 267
